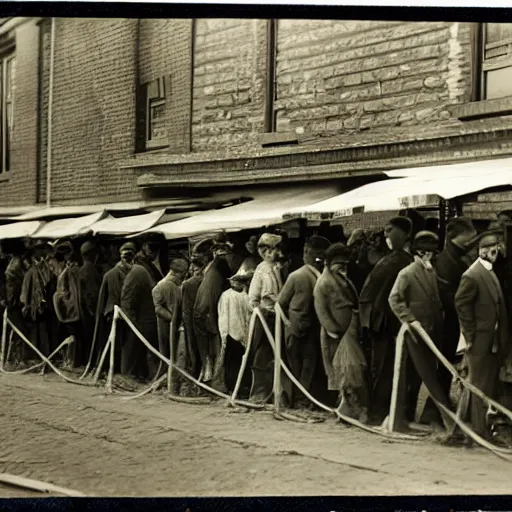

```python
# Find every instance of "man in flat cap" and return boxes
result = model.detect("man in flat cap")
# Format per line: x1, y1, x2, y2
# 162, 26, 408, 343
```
278, 235, 330, 409
455, 231, 511, 440
217, 268, 254, 394
152, 258, 189, 391
314, 243, 369, 421
420, 216, 477, 425
78, 241, 102, 367
359, 216, 415, 425
193, 232, 233, 391
121, 236, 164, 382
89, 242, 136, 374
389, 231, 454, 433
247, 232, 285, 403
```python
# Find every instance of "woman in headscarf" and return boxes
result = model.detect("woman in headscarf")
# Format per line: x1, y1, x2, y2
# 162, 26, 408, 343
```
314, 242, 369, 422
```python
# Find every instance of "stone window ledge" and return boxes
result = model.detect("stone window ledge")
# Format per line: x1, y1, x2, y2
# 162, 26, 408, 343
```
451, 97, 512, 121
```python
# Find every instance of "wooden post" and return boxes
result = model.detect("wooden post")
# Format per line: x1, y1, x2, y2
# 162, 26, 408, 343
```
168, 322, 175, 394
273, 310, 282, 413
0, 308, 7, 370
105, 307, 118, 393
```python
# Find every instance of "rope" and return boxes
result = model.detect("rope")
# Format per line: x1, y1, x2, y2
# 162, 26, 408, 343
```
269, 304, 423, 441
403, 324, 512, 460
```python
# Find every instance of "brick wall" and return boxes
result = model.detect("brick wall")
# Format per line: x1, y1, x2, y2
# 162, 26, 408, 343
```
138, 18, 193, 153
274, 20, 472, 138
192, 19, 268, 152
39, 18, 139, 205
0, 19, 40, 207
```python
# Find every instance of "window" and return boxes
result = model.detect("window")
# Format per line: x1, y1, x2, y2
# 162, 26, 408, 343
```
0, 52, 14, 174
137, 75, 171, 151
479, 23, 512, 100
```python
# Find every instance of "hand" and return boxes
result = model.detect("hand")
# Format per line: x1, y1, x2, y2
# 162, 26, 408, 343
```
410, 320, 422, 331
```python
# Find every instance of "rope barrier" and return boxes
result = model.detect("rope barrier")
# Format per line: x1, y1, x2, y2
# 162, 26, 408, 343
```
394, 323, 512, 460
267, 304, 424, 440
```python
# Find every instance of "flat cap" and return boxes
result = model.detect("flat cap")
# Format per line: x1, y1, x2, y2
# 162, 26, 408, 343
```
413, 230, 439, 252
119, 242, 137, 254
258, 233, 283, 248
387, 216, 413, 235
477, 230, 501, 249
55, 241, 74, 254
169, 258, 189, 274
229, 268, 255, 282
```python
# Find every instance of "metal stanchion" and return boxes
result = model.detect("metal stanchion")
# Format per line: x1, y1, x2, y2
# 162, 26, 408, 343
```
0, 308, 7, 371
273, 310, 282, 414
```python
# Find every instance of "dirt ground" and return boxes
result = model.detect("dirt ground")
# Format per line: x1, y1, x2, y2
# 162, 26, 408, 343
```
0, 371, 511, 498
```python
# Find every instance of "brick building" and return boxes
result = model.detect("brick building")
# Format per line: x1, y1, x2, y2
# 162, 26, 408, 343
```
1, 17, 512, 222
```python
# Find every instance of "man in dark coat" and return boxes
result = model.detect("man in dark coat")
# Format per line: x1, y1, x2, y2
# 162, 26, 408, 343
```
193, 234, 233, 392
389, 231, 454, 432
5, 246, 30, 364
278, 235, 330, 408
455, 231, 511, 440
359, 216, 414, 424
181, 255, 206, 381
152, 258, 188, 387
90, 242, 135, 374
120, 237, 163, 381
421, 216, 476, 424
20, 241, 55, 361
78, 241, 102, 367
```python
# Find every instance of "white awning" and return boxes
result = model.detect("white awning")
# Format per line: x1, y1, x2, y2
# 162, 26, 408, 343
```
89, 209, 189, 236
0, 221, 45, 240
33, 211, 109, 239
140, 185, 340, 240
287, 164, 512, 219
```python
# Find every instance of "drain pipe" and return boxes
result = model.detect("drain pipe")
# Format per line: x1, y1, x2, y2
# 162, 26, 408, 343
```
46, 17, 56, 208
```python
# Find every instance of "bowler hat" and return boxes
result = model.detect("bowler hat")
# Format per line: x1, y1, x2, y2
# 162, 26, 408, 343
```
325, 243, 350, 265
387, 216, 413, 235
413, 230, 439, 252
305, 235, 331, 252
80, 240, 96, 255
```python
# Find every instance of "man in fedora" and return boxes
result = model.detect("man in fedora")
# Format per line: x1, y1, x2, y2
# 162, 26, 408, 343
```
389, 231, 454, 432
278, 235, 330, 409
455, 230, 511, 440
359, 216, 415, 424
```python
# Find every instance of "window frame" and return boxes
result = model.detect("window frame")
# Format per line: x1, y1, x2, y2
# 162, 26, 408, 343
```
139, 75, 171, 152
0, 50, 14, 174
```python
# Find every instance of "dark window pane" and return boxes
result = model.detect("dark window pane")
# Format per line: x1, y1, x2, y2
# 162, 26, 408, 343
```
486, 23, 512, 45
485, 66, 512, 99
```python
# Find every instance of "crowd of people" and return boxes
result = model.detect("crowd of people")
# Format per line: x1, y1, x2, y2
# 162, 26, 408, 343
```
1, 211, 512, 447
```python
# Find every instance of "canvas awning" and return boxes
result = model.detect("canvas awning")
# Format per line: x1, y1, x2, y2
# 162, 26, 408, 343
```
32, 211, 109, 239
88, 209, 190, 236
286, 161, 512, 220
0, 221, 45, 240
138, 185, 341, 240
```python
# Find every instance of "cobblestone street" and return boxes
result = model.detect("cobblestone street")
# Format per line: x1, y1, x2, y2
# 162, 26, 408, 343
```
0, 372, 511, 497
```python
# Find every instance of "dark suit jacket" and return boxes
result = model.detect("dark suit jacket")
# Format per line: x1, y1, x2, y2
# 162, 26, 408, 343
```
278, 265, 319, 337
79, 260, 102, 318
359, 250, 414, 335
388, 258, 443, 341
455, 260, 509, 357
